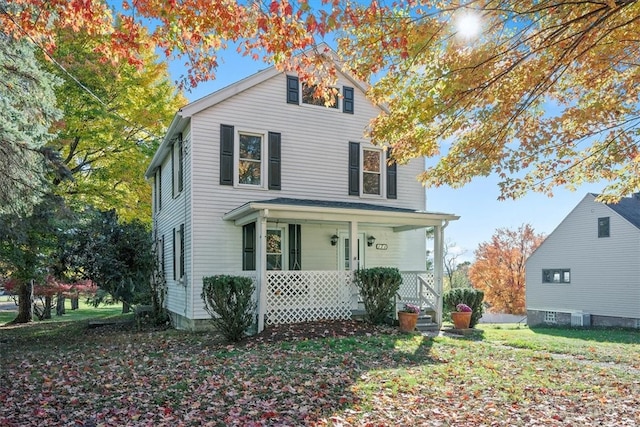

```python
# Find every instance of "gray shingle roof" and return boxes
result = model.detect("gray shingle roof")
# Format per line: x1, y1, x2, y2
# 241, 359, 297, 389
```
255, 198, 423, 214
599, 193, 640, 229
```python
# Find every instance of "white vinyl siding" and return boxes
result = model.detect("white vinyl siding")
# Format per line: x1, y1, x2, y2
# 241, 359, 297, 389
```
526, 194, 640, 319
153, 127, 192, 318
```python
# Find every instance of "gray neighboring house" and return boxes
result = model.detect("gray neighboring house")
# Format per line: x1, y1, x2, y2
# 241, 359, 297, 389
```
144, 45, 459, 331
526, 193, 640, 328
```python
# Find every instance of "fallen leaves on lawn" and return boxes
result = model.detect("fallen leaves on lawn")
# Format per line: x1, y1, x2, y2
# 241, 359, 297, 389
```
0, 320, 639, 426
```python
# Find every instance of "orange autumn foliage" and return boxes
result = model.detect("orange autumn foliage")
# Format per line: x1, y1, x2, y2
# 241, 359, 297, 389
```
468, 224, 544, 315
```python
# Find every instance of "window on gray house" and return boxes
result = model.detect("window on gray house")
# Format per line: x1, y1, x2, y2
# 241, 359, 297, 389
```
542, 269, 570, 283
598, 217, 610, 238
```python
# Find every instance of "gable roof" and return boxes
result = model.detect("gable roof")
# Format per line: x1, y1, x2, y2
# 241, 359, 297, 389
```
145, 43, 376, 178
600, 193, 640, 229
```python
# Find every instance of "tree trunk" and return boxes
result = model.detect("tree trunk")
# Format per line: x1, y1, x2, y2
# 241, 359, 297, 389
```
56, 294, 66, 316
43, 295, 52, 319
122, 300, 131, 314
11, 281, 33, 324
71, 296, 79, 310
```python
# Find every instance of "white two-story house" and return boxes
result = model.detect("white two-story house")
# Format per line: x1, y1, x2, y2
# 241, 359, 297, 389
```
145, 46, 459, 331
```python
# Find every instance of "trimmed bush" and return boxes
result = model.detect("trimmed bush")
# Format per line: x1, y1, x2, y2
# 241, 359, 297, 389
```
354, 267, 402, 325
201, 275, 256, 342
443, 287, 485, 328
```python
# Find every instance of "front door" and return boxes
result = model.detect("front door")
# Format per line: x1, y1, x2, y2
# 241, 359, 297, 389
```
339, 232, 366, 270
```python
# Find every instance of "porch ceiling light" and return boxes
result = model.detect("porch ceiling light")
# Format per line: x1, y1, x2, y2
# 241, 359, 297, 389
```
367, 235, 376, 247
330, 234, 339, 246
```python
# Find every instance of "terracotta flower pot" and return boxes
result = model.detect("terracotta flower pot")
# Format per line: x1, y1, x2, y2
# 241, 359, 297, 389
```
398, 311, 419, 332
451, 311, 472, 329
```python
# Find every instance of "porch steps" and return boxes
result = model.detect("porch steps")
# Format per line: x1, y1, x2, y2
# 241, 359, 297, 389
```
416, 315, 439, 331
351, 310, 439, 331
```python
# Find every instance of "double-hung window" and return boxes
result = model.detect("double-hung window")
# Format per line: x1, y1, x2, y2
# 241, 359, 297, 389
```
362, 147, 382, 196
238, 133, 263, 186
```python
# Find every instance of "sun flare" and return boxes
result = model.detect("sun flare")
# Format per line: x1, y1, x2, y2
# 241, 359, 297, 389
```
455, 13, 482, 39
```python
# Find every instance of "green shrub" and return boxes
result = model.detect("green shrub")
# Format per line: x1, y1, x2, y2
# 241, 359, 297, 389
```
201, 275, 256, 342
354, 267, 402, 325
443, 287, 485, 328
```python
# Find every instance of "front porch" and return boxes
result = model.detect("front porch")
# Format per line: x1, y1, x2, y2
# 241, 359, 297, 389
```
238, 270, 442, 330
222, 198, 459, 333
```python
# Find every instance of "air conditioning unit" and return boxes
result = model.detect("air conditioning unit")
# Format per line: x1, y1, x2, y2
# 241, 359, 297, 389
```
571, 312, 590, 327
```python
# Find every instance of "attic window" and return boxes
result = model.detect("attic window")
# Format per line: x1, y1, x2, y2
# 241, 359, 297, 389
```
598, 217, 610, 238
302, 83, 339, 108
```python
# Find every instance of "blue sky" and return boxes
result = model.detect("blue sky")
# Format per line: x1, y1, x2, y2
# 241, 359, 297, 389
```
170, 48, 605, 263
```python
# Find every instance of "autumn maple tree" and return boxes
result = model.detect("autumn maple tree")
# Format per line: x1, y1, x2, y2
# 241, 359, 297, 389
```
468, 224, 544, 314
43, 28, 185, 223
3, 0, 640, 200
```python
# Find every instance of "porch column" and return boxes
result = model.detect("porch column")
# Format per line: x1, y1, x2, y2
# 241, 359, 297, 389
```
348, 221, 359, 271
433, 223, 444, 327
257, 212, 268, 333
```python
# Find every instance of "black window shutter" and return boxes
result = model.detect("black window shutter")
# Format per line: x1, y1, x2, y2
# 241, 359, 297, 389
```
171, 143, 175, 197
242, 222, 256, 271
386, 149, 397, 199
268, 132, 281, 190
172, 227, 176, 280
288, 224, 301, 270
220, 124, 234, 185
348, 141, 360, 196
286, 75, 299, 104
179, 223, 185, 277
343, 86, 354, 114
178, 133, 184, 192
158, 165, 162, 210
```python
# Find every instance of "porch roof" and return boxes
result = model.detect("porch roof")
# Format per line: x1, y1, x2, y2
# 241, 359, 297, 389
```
223, 198, 459, 231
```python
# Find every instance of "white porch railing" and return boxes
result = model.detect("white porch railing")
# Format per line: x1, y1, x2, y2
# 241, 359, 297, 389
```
397, 271, 440, 323
264, 271, 353, 325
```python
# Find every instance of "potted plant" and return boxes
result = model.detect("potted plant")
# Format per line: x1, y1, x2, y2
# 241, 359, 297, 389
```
451, 303, 472, 329
398, 303, 420, 332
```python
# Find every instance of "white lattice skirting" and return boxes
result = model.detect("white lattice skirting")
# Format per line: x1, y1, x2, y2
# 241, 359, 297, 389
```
265, 271, 353, 325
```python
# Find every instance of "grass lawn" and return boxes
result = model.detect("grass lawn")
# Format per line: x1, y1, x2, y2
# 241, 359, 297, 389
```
1, 319, 639, 426
0, 297, 125, 326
